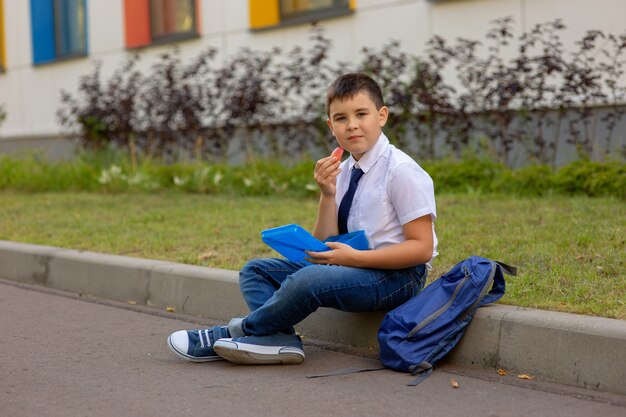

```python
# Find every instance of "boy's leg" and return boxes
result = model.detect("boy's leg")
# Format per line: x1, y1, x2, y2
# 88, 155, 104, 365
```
237, 263, 426, 337
214, 264, 425, 364
167, 258, 306, 362
239, 258, 307, 312
236, 258, 307, 336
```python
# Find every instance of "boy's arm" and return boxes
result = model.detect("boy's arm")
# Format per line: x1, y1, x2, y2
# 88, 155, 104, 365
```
307, 214, 434, 269
312, 193, 339, 240
312, 155, 341, 240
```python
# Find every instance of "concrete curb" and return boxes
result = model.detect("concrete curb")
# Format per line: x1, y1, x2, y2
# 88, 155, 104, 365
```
1, 240, 624, 395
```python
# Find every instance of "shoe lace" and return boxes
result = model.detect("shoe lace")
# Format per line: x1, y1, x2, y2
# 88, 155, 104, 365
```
198, 326, 224, 349
199, 329, 210, 349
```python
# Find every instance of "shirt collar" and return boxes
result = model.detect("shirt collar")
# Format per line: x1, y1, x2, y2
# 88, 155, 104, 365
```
347, 132, 390, 174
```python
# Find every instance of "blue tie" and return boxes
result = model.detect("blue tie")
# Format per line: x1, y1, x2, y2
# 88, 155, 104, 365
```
338, 167, 364, 234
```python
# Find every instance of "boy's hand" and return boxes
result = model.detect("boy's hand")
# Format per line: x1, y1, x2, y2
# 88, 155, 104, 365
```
313, 154, 342, 197
305, 242, 357, 266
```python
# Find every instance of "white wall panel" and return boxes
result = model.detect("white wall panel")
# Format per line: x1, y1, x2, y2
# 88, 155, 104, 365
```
524, 0, 625, 48
201, 0, 226, 35
3, 0, 32, 68
429, 0, 523, 53
352, 1, 429, 58
88, 0, 124, 54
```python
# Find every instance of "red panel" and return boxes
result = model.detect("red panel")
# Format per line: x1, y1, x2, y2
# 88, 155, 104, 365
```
124, 0, 151, 48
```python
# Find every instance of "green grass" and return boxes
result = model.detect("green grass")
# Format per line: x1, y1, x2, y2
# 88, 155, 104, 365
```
0, 192, 624, 319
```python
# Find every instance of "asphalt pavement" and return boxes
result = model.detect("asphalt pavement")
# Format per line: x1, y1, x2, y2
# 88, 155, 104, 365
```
2, 280, 624, 417
3, 240, 625, 396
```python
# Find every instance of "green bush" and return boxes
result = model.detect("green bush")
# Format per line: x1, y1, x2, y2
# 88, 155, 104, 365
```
0, 154, 96, 192
1, 152, 624, 199
491, 165, 556, 196
553, 160, 626, 198
422, 158, 505, 193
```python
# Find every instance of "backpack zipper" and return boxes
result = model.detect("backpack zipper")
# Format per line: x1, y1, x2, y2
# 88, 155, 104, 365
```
406, 267, 472, 338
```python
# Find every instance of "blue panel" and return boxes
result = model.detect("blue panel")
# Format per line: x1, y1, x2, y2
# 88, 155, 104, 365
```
30, 0, 56, 64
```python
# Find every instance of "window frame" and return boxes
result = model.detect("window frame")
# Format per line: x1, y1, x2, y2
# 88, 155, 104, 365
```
149, 0, 199, 45
53, 0, 88, 60
249, 0, 354, 32
279, 0, 351, 26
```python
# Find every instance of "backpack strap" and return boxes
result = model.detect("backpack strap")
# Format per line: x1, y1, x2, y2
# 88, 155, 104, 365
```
496, 261, 517, 276
306, 366, 385, 379
480, 261, 517, 306
407, 361, 433, 386
306, 363, 434, 387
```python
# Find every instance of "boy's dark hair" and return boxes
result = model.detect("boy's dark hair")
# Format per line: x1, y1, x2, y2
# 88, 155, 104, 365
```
326, 73, 385, 116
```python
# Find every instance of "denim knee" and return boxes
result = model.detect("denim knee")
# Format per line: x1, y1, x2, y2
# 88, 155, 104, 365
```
239, 259, 273, 309
239, 259, 263, 286
278, 273, 319, 303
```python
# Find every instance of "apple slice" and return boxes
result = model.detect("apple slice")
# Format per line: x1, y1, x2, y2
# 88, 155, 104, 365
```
331, 147, 344, 160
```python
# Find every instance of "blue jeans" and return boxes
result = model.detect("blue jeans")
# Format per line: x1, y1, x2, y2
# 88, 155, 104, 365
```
238, 258, 427, 336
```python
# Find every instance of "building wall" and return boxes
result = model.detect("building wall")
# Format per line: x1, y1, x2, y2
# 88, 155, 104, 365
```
0, 0, 625, 142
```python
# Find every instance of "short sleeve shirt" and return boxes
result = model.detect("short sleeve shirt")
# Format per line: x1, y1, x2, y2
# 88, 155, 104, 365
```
335, 132, 438, 266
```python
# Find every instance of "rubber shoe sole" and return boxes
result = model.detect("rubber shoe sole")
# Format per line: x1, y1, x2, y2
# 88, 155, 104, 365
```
167, 334, 224, 363
213, 339, 305, 365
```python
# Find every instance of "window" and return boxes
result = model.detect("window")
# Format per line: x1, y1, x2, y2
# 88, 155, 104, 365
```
281, 0, 349, 23
124, 0, 200, 49
151, 0, 196, 41
249, 0, 354, 31
30, 0, 88, 65
0, 0, 5, 71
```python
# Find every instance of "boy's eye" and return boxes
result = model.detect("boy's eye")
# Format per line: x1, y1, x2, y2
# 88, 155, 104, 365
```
334, 116, 345, 121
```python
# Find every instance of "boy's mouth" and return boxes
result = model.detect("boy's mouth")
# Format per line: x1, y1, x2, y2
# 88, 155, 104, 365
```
348, 135, 362, 141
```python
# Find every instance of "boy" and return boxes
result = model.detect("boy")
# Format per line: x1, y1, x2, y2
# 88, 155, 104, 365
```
167, 73, 437, 365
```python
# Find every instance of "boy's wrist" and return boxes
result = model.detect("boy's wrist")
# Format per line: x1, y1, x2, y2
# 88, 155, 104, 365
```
351, 249, 367, 268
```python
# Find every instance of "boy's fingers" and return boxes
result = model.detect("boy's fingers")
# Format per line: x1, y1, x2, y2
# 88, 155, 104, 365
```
315, 157, 338, 175
305, 251, 328, 265
305, 250, 334, 264
325, 242, 348, 250
305, 250, 330, 259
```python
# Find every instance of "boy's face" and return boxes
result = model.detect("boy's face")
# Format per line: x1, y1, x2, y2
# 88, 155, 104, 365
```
326, 92, 389, 160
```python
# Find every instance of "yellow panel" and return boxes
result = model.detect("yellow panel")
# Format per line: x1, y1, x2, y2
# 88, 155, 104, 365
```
249, 0, 280, 29
349, 0, 357, 11
0, 0, 5, 70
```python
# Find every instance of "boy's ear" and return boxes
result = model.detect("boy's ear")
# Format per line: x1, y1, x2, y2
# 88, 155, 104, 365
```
378, 106, 389, 127
326, 118, 334, 135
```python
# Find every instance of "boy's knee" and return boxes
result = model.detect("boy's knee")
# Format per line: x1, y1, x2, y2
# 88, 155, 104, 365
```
286, 265, 328, 293
239, 258, 265, 282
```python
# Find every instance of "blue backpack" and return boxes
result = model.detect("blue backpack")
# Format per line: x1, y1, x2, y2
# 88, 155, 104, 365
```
378, 256, 516, 385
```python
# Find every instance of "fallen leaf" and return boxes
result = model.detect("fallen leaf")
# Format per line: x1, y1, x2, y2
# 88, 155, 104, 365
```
166, 307, 175, 313
198, 251, 216, 261
517, 374, 534, 380
497, 368, 508, 376
127, 300, 137, 305
450, 379, 459, 388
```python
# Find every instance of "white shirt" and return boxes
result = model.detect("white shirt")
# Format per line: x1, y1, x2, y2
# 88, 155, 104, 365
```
335, 132, 438, 267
